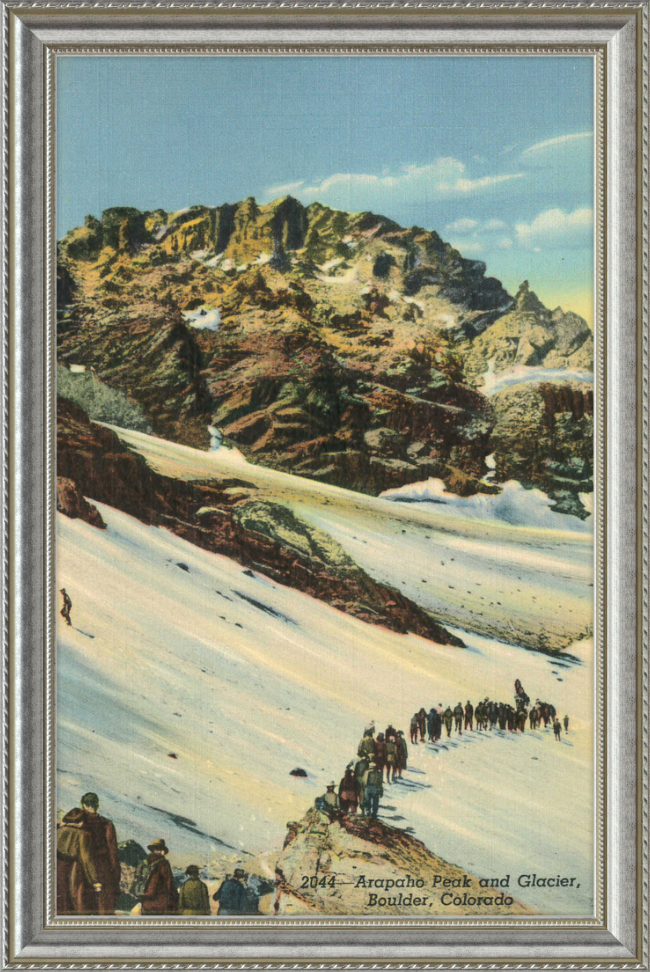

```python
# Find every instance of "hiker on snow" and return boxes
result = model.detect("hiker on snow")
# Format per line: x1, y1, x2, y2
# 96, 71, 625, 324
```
140, 839, 178, 914
374, 732, 387, 780
214, 868, 247, 916
396, 731, 408, 777
385, 736, 398, 783
56, 791, 120, 916
453, 703, 464, 735
339, 764, 360, 815
409, 714, 419, 745
60, 588, 72, 626
443, 706, 453, 737
363, 760, 383, 819
417, 707, 428, 742
179, 865, 211, 915
357, 729, 376, 760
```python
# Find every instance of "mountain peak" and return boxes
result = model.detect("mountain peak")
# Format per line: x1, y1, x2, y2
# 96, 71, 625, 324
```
514, 279, 546, 315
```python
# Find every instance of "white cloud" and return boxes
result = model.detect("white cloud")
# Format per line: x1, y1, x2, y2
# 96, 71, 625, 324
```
265, 180, 306, 197
498, 237, 513, 250
445, 217, 479, 233
264, 158, 524, 211
514, 207, 593, 248
522, 132, 593, 157
483, 218, 507, 232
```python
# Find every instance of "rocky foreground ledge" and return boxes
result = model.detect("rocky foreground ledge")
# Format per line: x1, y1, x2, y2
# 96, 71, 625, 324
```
273, 808, 533, 916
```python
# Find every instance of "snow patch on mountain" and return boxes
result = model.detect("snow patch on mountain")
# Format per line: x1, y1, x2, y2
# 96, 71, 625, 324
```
381, 478, 593, 533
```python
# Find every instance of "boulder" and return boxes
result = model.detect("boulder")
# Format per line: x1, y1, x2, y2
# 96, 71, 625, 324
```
56, 477, 106, 529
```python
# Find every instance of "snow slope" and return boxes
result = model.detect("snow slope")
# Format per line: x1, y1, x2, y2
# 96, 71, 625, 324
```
58, 500, 594, 916
107, 427, 593, 653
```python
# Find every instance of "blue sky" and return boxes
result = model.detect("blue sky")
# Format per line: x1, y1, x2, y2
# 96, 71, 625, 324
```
57, 56, 594, 321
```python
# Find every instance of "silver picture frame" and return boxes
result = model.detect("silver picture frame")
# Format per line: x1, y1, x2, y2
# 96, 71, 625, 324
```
1, 2, 648, 965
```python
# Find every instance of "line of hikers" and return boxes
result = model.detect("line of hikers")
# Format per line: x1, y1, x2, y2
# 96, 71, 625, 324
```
56, 791, 267, 916
315, 682, 569, 822
315, 723, 410, 822
408, 696, 568, 743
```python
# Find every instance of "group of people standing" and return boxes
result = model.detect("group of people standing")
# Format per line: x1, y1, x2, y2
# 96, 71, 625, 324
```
316, 681, 569, 824
316, 723, 409, 821
408, 686, 568, 744
56, 792, 263, 916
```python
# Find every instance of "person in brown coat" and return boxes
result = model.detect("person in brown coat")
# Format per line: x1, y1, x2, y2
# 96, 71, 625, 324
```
56, 792, 120, 915
338, 765, 360, 815
79, 792, 121, 915
57, 808, 101, 915
141, 839, 179, 915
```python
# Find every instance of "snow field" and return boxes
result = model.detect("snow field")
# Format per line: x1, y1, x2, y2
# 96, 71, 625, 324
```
57, 497, 593, 916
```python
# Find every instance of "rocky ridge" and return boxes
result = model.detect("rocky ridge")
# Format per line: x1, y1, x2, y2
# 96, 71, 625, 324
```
57, 196, 593, 513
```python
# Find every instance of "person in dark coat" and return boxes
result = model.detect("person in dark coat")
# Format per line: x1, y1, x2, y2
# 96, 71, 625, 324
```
443, 707, 453, 737
427, 708, 436, 742
179, 865, 211, 915
396, 731, 408, 777
56, 792, 120, 915
60, 588, 72, 626
339, 765, 360, 815
385, 724, 397, 741
553, 718, 562, 741
141, 839, 178, 914
214, 868, 247, 915
374, 732, 387, 779
417, 708, 427, 742
453, 703, 464, 735
464, 701, 474, 731
563, 714, 570, 733
434, 706, 443, 741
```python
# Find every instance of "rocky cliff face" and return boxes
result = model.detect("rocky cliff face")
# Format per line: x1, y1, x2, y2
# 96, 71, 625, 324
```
57, 197, 592, 510
490, 381, 593, 517
462, 281, 593, 384
57, 396, 462, 644
273, 807, 532, 916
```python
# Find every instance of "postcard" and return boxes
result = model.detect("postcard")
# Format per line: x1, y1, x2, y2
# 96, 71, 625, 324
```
55, 54, 595, 919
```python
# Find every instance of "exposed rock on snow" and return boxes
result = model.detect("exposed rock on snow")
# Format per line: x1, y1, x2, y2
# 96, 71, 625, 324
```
57, 397, 462, 644
57, 476, 106, 529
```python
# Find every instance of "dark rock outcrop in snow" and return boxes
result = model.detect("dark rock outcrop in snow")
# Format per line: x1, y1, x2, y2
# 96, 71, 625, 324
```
57, 396, 463, 645
56, 476, 106, 529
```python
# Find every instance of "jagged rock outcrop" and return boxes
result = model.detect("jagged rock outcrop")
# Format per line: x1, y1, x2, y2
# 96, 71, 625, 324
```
56, 476, 106, 529
57, 396, 463, 645
489, 381, 593, 517
273, 807, 532, 916
463, 280, 593, 384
